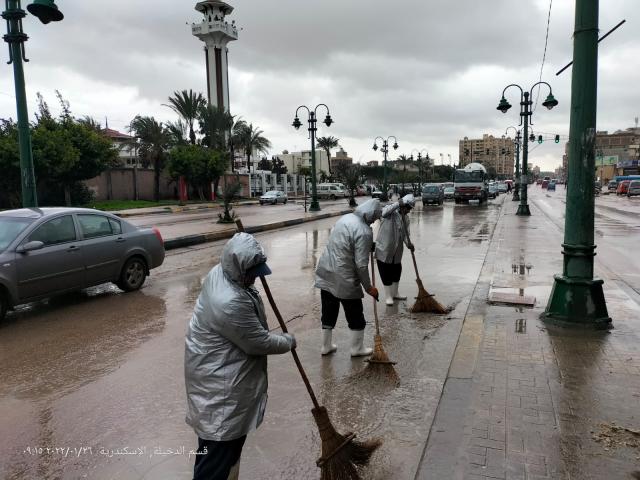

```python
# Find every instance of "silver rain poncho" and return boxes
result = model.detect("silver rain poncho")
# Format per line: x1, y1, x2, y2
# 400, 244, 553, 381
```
184, 233, 292, 441
315, 199, 382, 299
375, 194, 414, 264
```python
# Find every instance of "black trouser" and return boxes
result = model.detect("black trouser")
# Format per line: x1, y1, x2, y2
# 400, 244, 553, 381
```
193, 435, 246, 480
376, 260, 402, 286
320, 289, 366, 330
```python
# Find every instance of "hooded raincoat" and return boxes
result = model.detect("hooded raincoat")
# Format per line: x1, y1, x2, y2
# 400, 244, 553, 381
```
375, 194, 415, 264
185, 233, 292, 441
315, 199, 382, 299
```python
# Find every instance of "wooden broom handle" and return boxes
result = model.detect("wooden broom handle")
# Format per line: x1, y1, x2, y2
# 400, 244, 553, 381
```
400, 216, 422, 281
235, 219, 321, 410
370, 252, 380, 336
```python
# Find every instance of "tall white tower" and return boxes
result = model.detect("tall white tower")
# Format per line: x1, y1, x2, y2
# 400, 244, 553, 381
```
192, 1, 239, 111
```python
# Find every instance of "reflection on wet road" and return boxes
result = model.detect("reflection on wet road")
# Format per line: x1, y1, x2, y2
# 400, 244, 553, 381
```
1, 196, 505, 479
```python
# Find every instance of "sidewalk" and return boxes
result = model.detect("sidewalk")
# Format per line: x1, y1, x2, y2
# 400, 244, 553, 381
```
417, 197, 640, 479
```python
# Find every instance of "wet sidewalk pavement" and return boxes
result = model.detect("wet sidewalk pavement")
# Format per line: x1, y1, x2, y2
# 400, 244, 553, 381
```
417, 192, 640, 480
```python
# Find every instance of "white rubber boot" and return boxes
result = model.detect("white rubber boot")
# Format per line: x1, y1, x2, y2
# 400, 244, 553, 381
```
350, 329, 373, 357
384, 285, 394, 305
393, 282, 407, 300
320, 329, 337, 355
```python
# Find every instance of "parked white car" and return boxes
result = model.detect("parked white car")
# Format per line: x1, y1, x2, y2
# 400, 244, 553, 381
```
316, 184, 346, 200
259, 190, 288, 205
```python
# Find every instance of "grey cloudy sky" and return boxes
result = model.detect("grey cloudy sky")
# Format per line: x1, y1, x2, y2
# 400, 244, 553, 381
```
1, 0, 638, 172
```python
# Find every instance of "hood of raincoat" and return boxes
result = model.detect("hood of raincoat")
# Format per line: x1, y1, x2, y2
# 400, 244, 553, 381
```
185, 233, 291, 441
315, 200, 380, 299
402, 194, 416, 208
354, 198, 382, 225
220, 232, 268, 286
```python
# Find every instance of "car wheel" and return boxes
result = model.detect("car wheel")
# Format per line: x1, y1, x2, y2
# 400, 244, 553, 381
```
117, 257, 147, 292
0, 290, 7, 322
283, 199, 288, 204
260, 201, 264, 205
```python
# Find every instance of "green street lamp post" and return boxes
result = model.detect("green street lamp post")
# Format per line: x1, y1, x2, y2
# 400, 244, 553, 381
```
2, 0, 64, 208
543, 0, 611, 329
505, 126, 522, 201
292, 104, 333, 212
372, 136, 398, 201
410, 148, 429, 187
497, 81, 558, 215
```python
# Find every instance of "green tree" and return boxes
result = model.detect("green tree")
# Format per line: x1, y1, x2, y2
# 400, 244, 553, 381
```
198, 104, 234, 151
317, 136, 339, 178
0, 120, 21, 208
218, 179, 242, 223
164, 90, 206, 145
130, 116, 171, 202
238, 123, 271, 173
167, 144, 227, 201
335, 163, 361, 207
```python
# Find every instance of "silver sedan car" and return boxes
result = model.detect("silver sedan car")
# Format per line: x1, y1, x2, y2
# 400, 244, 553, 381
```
0, 208, 165, 321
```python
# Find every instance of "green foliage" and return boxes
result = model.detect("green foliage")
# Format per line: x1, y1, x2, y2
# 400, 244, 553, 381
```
168, 144, 227, 200
1, 93, 117, 207
317, 136, 339, 177
198, 104, 234, 150
335, 163, 362, 207
164, 90, 206, 145
130, 115, 171, 202
218, 180, 242, 223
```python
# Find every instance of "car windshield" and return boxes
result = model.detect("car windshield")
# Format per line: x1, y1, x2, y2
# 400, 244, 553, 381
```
264, 191, 278, 196
0, 217, 34, 252
423, 186, 440, 193
455, 170, 484, 183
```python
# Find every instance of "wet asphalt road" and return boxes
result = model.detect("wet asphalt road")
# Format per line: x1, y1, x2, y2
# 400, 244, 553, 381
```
1, 190, 637, 479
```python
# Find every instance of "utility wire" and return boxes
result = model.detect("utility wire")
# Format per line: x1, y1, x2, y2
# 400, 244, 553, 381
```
533, 0, 553, 112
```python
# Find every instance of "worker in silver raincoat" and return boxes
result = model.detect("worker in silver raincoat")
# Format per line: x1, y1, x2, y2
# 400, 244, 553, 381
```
184, 233, 295, 480
375, 194, 415, 305
315, 198, 382, 357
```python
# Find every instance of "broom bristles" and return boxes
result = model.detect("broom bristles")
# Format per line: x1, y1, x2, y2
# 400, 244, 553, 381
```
312, 406, 382, 480
366, 335, 396, 365
411, 278, 448, 314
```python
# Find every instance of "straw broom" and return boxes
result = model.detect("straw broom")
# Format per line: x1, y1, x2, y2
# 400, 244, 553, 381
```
235, 220, 381, 479
401, 218, 448, 314
365, 252, 397, 371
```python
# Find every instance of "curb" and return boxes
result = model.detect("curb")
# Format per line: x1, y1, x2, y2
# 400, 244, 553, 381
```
115, 201, 260, 218
163, 209, 352, 250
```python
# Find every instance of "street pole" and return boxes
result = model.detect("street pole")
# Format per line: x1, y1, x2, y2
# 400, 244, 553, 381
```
292, 104, 333, 212
518, 92, 532, 215
513, 130, 521, 200
544, 0, 610, 328
3, 0, 37, 207
373, 136, 398, 202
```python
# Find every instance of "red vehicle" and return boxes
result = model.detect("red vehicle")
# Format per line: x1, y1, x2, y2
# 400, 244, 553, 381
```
617, 180, 631, 195
541, 180, 549, 189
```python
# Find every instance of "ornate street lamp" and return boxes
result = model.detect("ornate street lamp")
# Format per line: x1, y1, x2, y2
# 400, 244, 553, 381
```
372, 136, 398, 201
410, 148, 429, 187
3, 0, 64, 207
505, 126, 522, 201
497, 81, 558, 215
292, 104, 332, 212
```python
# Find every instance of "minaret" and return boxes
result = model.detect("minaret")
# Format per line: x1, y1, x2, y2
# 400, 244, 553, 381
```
192, 1, 238, 111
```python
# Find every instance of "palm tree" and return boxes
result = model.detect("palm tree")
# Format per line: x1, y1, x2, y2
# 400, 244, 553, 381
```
198, 104, 234, 151
130, 116, 171, 202
397, 154, 413, 194
317, 136, 339, 178
165, 119, 189, 147
240, 123, 271, 173
163, 90, 206, 145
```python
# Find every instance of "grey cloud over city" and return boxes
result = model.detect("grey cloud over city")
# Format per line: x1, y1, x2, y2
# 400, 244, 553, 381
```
1, 0, 638, 171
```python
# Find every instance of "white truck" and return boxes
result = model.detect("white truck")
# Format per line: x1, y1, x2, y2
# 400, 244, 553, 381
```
454, 162, 488, 204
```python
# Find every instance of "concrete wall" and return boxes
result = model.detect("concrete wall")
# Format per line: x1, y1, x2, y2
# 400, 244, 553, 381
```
85, 169, 176, 201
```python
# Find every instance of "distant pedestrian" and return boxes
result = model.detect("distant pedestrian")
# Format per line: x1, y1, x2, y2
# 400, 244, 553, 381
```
507, 182, 512, 193
184, 233, 296, 480
375, 194, 415, 305
315, 199, 382, 357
